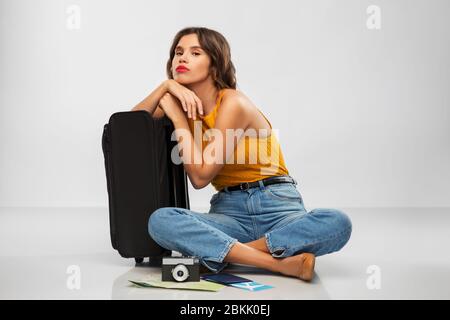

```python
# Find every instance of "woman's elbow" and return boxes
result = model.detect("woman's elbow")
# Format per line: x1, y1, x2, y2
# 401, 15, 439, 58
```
189, 175, 209, 189
192, 180, 208, 190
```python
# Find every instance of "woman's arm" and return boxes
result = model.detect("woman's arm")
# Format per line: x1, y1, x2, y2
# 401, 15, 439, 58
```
131, 81, 168, 118
170, 93, 250, 189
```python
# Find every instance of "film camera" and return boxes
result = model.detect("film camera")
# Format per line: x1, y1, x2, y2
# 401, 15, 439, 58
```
161, 256, 200, 282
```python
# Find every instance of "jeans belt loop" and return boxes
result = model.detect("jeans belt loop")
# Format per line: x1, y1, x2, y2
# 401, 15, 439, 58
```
257, 179, 265, 190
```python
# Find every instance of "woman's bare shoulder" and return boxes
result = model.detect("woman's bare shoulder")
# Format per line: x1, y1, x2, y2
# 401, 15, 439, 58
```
221, 89, 271, 135
221, 89, 255, 110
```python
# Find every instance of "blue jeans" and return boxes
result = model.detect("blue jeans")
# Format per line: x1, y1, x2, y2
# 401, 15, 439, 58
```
148, 180, 352, 273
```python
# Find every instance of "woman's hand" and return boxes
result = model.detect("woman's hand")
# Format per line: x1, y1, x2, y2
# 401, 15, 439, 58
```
158, 92, 186, 123
164, 79, 204, 120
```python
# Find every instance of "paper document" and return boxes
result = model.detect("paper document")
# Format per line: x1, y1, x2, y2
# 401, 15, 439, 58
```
129, 276, 225, 292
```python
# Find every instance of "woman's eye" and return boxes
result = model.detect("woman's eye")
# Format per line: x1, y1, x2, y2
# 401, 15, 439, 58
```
175, 52, 200, 56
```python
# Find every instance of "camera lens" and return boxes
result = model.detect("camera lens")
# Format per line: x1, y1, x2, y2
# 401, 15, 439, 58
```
172, 264, 189, 282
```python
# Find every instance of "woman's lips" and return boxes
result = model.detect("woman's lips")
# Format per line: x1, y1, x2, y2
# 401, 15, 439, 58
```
176, 68, 189, 73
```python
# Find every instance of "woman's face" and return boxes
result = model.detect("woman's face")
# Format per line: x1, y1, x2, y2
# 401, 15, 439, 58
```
171, 33, 213, 85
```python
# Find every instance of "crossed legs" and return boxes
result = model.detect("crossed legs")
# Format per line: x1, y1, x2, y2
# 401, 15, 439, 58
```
223, 237, 316, 281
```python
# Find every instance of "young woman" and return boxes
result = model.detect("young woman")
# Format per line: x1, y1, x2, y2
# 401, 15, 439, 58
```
132, 27, 352, 281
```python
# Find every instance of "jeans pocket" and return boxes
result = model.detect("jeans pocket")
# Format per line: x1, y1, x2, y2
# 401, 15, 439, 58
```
265, 183, 303, 202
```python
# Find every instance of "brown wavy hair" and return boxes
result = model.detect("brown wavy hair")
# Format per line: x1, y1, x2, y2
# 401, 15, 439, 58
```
166, 27, 237, 90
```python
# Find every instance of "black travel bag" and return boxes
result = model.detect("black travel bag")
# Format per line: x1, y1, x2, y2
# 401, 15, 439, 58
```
102, 110, 190, 264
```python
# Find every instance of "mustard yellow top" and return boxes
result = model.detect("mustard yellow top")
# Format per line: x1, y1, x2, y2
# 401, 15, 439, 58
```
187, 89, 290, 191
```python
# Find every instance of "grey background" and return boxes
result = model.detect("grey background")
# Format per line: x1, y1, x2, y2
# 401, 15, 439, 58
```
1, 0, 449, 209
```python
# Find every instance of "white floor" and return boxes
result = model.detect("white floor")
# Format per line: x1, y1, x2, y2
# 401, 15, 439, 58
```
0, 206, 449, 300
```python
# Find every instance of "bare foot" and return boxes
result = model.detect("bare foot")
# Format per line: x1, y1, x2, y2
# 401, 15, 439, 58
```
277, 253, 316, 281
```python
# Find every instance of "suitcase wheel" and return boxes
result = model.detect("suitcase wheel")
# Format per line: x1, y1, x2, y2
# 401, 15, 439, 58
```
135, 257, 144, 264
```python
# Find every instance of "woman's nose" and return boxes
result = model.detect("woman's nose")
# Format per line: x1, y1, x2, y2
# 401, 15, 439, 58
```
178, 52, 189, 62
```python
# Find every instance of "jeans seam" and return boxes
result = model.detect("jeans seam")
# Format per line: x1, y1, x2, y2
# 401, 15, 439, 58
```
152, 225, 236, 264
265, 190, 301, 202
265, 233, 287, 257
201, 259, 228, 273
209, 193, 222, 205
245, 195, 258, 239
206, 219, 249, 240
265, 217, 352, 257
217, 238, 238, 262
289, 226, 352, 255
150, 212, 238, 260
265, 232, 278, 254
265, 185, 302, 202
265, 213, 309, 238
300, 225, 352, 248
184, 210, 250, 241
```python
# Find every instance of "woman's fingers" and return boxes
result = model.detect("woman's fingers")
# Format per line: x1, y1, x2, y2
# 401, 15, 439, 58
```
180, 92, 189, 116
182, 92, 194, 120
189, 95, 197, 120
187, 92, 203, 120
173, 86, 204, 120
177, 92, 186, 112
193, 95, 204, 116
185, 93, 192, 119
